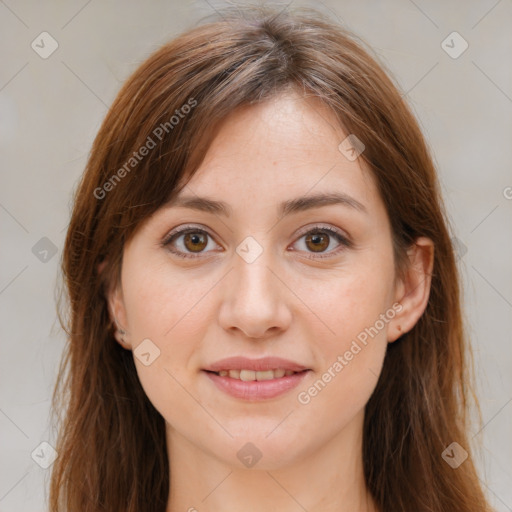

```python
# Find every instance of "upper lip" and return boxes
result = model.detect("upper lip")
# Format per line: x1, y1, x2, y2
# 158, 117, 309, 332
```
203, 356, 309, 373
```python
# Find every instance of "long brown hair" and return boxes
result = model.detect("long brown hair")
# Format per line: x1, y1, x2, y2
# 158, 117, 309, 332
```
50, 5, 492, 511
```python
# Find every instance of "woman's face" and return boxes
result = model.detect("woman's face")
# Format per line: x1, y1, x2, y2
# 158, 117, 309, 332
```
108, 91, 422, 469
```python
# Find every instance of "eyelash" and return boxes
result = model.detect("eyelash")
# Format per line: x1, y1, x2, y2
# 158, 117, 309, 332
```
161, 224, 352, 260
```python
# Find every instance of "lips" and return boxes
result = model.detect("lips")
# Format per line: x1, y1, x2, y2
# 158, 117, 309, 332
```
203, 356, 309, 373
202, 356, 311, 400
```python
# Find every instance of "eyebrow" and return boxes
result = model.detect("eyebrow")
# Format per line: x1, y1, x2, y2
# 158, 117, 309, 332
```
165, 191, 368, 217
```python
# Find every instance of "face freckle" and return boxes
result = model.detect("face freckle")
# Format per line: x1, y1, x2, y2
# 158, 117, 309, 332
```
109, 89, 402, 471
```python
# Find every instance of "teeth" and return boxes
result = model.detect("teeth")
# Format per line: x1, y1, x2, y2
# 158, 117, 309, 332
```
217, 369, 297, 381
255, 370, 274, 381
240, 369, 256, 381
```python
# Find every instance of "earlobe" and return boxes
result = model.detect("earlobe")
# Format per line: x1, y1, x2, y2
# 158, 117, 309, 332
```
97, 259, 131, 349
97, 260, 107, 276
388, 236, 434, 343
104, 273, 132, 350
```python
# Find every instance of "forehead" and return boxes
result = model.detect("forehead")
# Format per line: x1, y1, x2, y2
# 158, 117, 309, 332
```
174, 91, 381, 219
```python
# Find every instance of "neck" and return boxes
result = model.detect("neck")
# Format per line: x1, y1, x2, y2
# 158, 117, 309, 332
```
165, 410, 378, 512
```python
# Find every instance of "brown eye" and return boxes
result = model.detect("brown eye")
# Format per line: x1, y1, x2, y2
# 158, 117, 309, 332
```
305, 232, 330, 252
292, 226, 351, 259
183, 232, 208, 253
163, 227, 219, 259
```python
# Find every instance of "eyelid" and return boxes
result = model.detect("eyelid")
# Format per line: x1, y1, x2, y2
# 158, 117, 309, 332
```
293, 223, 350, 241
161, 223, 215, 246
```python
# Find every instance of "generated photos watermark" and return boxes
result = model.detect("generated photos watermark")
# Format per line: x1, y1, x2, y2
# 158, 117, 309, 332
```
297, 302, 403, 405
93, 97, 197, 200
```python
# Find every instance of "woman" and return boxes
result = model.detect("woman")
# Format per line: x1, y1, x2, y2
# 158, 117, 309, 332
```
49, 5, 493, 512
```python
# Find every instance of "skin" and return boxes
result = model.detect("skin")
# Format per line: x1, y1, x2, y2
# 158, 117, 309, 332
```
107, 90, 434, 512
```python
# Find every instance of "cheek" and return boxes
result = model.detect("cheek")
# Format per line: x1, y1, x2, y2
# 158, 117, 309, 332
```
293, 299, 390, 443
121, 265, 215, 423
292, 255, 394, 410
121, 260, 225, 401
295, 254, 395, 348
122, 258, 215, 342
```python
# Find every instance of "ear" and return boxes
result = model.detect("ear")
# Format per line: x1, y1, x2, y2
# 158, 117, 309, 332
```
98, 261, 132, 350
387, 236, 434, 343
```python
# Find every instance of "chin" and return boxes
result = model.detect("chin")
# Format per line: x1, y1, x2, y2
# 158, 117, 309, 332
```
218, 430, 311, 471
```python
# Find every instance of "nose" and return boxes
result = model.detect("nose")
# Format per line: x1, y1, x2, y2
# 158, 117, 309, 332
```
217, 250, 292, 340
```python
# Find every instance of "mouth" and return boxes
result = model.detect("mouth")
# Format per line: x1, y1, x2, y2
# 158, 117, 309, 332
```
202, 357, 311, 400
202, 356, 311, 400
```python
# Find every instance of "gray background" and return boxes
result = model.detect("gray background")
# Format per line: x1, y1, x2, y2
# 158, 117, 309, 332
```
1, 1, 511, 510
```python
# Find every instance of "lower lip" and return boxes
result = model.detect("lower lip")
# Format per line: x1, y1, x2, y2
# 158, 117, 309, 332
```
203, 370, 310, 400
